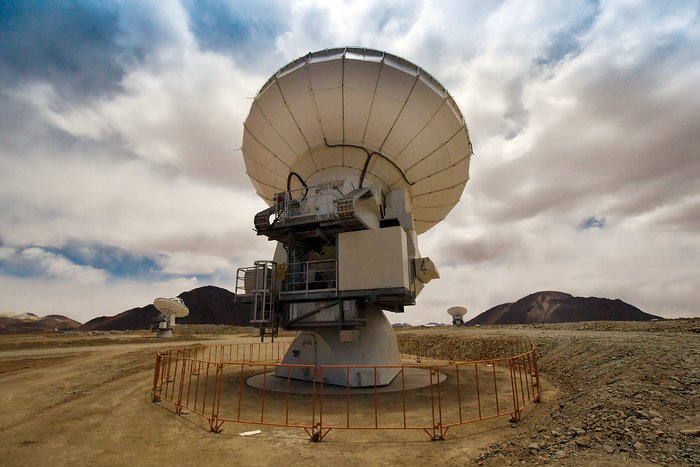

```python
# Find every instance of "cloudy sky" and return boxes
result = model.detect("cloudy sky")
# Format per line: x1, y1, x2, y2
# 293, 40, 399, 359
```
1, 0, 698, 324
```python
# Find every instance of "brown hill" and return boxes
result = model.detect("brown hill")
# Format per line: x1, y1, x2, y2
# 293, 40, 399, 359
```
467, 291, 660, 325
79, 285, 251, 331
0, 313, 82, 333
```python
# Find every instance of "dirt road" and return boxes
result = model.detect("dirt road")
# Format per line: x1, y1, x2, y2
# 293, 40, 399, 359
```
0, 321, 697, 466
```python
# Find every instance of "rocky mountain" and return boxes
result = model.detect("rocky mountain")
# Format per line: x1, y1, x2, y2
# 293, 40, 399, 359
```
0, 312, 82, 333
79, 285, 251, 331
467, 291, 660, 325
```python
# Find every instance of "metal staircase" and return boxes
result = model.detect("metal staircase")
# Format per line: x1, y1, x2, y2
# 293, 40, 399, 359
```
236, 260, 278, 341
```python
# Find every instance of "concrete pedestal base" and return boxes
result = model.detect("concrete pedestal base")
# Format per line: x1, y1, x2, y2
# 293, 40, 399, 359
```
155, 329, 173, 338
275, 306, 401, 387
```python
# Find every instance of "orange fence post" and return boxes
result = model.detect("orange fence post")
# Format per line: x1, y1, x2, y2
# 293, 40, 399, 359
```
210, 362, 224, 432
509, 357, 519, 422
175, 356, 188, 414
475, 363, 482, 420
518, 356, 526, 410
345, 367, 351, 429
152, 353, 162, 402
152, 340, 540, 441
532, 344, 541, 402
492, 362, 500, 415
435, 366, 444, 440
455, 363, 463, 423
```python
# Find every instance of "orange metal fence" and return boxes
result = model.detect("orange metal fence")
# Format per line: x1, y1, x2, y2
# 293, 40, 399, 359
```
152, 340, 540, 441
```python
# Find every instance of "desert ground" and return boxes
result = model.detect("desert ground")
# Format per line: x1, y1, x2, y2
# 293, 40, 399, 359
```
0, 320, 698, 466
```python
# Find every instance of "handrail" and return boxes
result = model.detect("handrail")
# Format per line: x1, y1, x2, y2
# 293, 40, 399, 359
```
276, 185, 344, 223
281, 259, 337, 295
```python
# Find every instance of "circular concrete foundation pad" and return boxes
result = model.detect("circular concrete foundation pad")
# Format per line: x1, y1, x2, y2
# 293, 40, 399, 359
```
247, 368, 447, 394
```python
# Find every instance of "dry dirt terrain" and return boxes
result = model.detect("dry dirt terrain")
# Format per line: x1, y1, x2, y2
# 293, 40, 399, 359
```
0, 320, 698, 466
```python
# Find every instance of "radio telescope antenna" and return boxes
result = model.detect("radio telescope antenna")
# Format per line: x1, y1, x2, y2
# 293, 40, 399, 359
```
153, 297, 189, 338
447, 306, 467, 326
236, 47, 472, 386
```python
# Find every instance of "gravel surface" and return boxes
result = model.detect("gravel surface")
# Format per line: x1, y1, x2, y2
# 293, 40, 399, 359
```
397, 319, 700, 465
1, 320, 697, 465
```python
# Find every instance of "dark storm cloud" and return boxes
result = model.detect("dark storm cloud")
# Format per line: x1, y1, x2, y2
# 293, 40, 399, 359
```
439, 231, 523, 265
0, 0, 124, 98
184, 0, 286, 68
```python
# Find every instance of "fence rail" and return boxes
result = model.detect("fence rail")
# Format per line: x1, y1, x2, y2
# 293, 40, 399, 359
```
152, 340, 540, 441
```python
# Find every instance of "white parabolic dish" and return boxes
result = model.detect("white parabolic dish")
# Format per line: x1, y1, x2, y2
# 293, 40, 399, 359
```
153, 297, 189, 318
242, 47, 473, 234
447, 306, 467, 317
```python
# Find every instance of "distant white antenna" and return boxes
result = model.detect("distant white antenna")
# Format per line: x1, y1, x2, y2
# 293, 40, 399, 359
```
153, 297, 189, 338
447, 306, 467, 326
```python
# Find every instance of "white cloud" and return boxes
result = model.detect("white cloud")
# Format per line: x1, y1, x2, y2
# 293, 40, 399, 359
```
15, 247, 107, 284
160, 251, 232, 276
0, 274, 201, 322
415, 216, 700, 324
0, 0, 698, 322
10, 47, 261, 189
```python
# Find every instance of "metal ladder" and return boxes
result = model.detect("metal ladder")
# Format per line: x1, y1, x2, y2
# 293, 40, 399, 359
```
249, 260, 278, 341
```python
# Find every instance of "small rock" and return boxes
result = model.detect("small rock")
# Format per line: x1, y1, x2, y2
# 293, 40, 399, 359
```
634, 441, 647, 452
680, 428, 700, 436
575, 436, 591, 448
554, 450, 567, 459
603, 445, 615, 454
